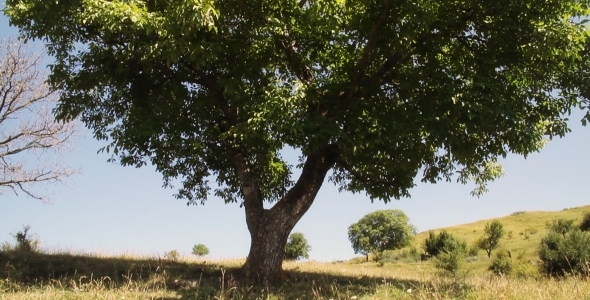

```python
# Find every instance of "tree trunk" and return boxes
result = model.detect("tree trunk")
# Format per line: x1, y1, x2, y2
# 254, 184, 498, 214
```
241, 210, 296, 283
230, 145, 339, 283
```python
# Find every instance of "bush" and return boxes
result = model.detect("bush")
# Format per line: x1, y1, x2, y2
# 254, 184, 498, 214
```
539, 229, 590, 276
547, 218, 575, 237
468, 244, 479, 257
8, 225, 40, 253
192, 244, 209, 257
580, 213, 590, 232
513, 263, 540, 279
489, 250, 513, 275
423, 230, 466, 257
164, 250, 180, 262
434, 247, 465, 275
375, 247, 421, 264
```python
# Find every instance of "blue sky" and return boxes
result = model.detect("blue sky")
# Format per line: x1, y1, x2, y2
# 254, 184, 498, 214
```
0, 10, 589, 262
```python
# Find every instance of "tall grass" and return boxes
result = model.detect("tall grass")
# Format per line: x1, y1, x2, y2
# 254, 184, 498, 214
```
1, 249, 589, 299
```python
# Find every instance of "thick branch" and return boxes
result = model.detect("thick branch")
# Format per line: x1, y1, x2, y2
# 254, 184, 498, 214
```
270, 145, 339, 225
273, 35, 315, 85
353, 0, 391, 81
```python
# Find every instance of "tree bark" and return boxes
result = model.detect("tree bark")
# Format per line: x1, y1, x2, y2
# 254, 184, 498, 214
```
237, 145, 339, 283
241, 209, 295, 283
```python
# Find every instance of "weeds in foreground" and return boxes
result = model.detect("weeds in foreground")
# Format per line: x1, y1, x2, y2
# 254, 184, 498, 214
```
1, 249, 590, 299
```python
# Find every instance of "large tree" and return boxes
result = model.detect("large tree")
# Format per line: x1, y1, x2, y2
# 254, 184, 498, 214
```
5, 0, 590, 282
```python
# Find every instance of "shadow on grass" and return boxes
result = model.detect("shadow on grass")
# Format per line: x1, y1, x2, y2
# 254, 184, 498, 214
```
0, 250, 475, 299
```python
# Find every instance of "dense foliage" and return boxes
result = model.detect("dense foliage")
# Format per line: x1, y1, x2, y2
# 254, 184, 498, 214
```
192, 244, 210, 257
489, 250, 513, 275
348, 210, 416, 261
579, 213, 590, 232
423, 230, 466, 257
539, 229, 590, 276
284, 232, 311, 260
547, 219, 576, 238
434, 246, 465, 275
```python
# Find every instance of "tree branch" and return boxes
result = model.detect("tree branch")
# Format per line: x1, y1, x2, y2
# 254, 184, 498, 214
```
0, 38, 78, 201
270, 144, 339, 224
353, 0, 391, 81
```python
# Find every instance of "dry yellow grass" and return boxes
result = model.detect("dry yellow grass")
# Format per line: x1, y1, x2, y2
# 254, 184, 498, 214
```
2, 205, 590, 299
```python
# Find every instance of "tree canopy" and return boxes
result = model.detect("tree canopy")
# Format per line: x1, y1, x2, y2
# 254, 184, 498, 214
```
192, 243, 210, 257
5, 0, 590, 281
348, 209, 416, 260
284, 232, 311, 260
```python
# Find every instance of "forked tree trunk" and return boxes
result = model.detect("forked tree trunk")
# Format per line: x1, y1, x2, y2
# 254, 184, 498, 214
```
230, 145, 339, 284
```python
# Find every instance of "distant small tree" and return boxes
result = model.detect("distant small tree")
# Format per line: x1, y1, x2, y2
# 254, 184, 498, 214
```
10, 225, 40, 252
547, 218, 576, 238
579, 213, 590, 232
192, 244, 210, 257
284, 232, 311, 260
477, 220, 505, 258
348, 210, 417, 261
423, 230, 466, 257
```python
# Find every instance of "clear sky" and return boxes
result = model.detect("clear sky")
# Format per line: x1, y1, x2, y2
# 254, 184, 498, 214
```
0, 9, 588, 262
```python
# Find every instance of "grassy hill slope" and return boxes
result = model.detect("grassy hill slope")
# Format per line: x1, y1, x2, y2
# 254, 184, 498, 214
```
412, 205, 590, 259
1, 205, 589, 299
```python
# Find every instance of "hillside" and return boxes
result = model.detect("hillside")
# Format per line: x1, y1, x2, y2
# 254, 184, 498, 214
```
1, 205, 589, 299
342, 204, 590, 275
412, 205, 590, 257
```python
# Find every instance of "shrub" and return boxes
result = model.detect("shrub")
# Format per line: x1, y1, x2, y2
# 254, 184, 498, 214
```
547, 218, 575, 237
539, 230, 590, 276
9, 225, 40, 253
409, 246, 420, 262
164, 250, 180, 262
468, 244, 479, 257
423, 230, 466, 257
489, 250, 513, 275
580, 213, 590, 232
192, 244, 209, 257
434, 247, 465, 275
513, 263, 540, 279
376, 247, 421, 264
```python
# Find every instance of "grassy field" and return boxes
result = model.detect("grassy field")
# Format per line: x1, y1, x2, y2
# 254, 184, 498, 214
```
1, 205, 590, 299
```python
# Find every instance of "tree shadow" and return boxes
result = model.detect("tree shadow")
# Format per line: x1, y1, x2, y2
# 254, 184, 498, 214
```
0, 250, 475, 299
